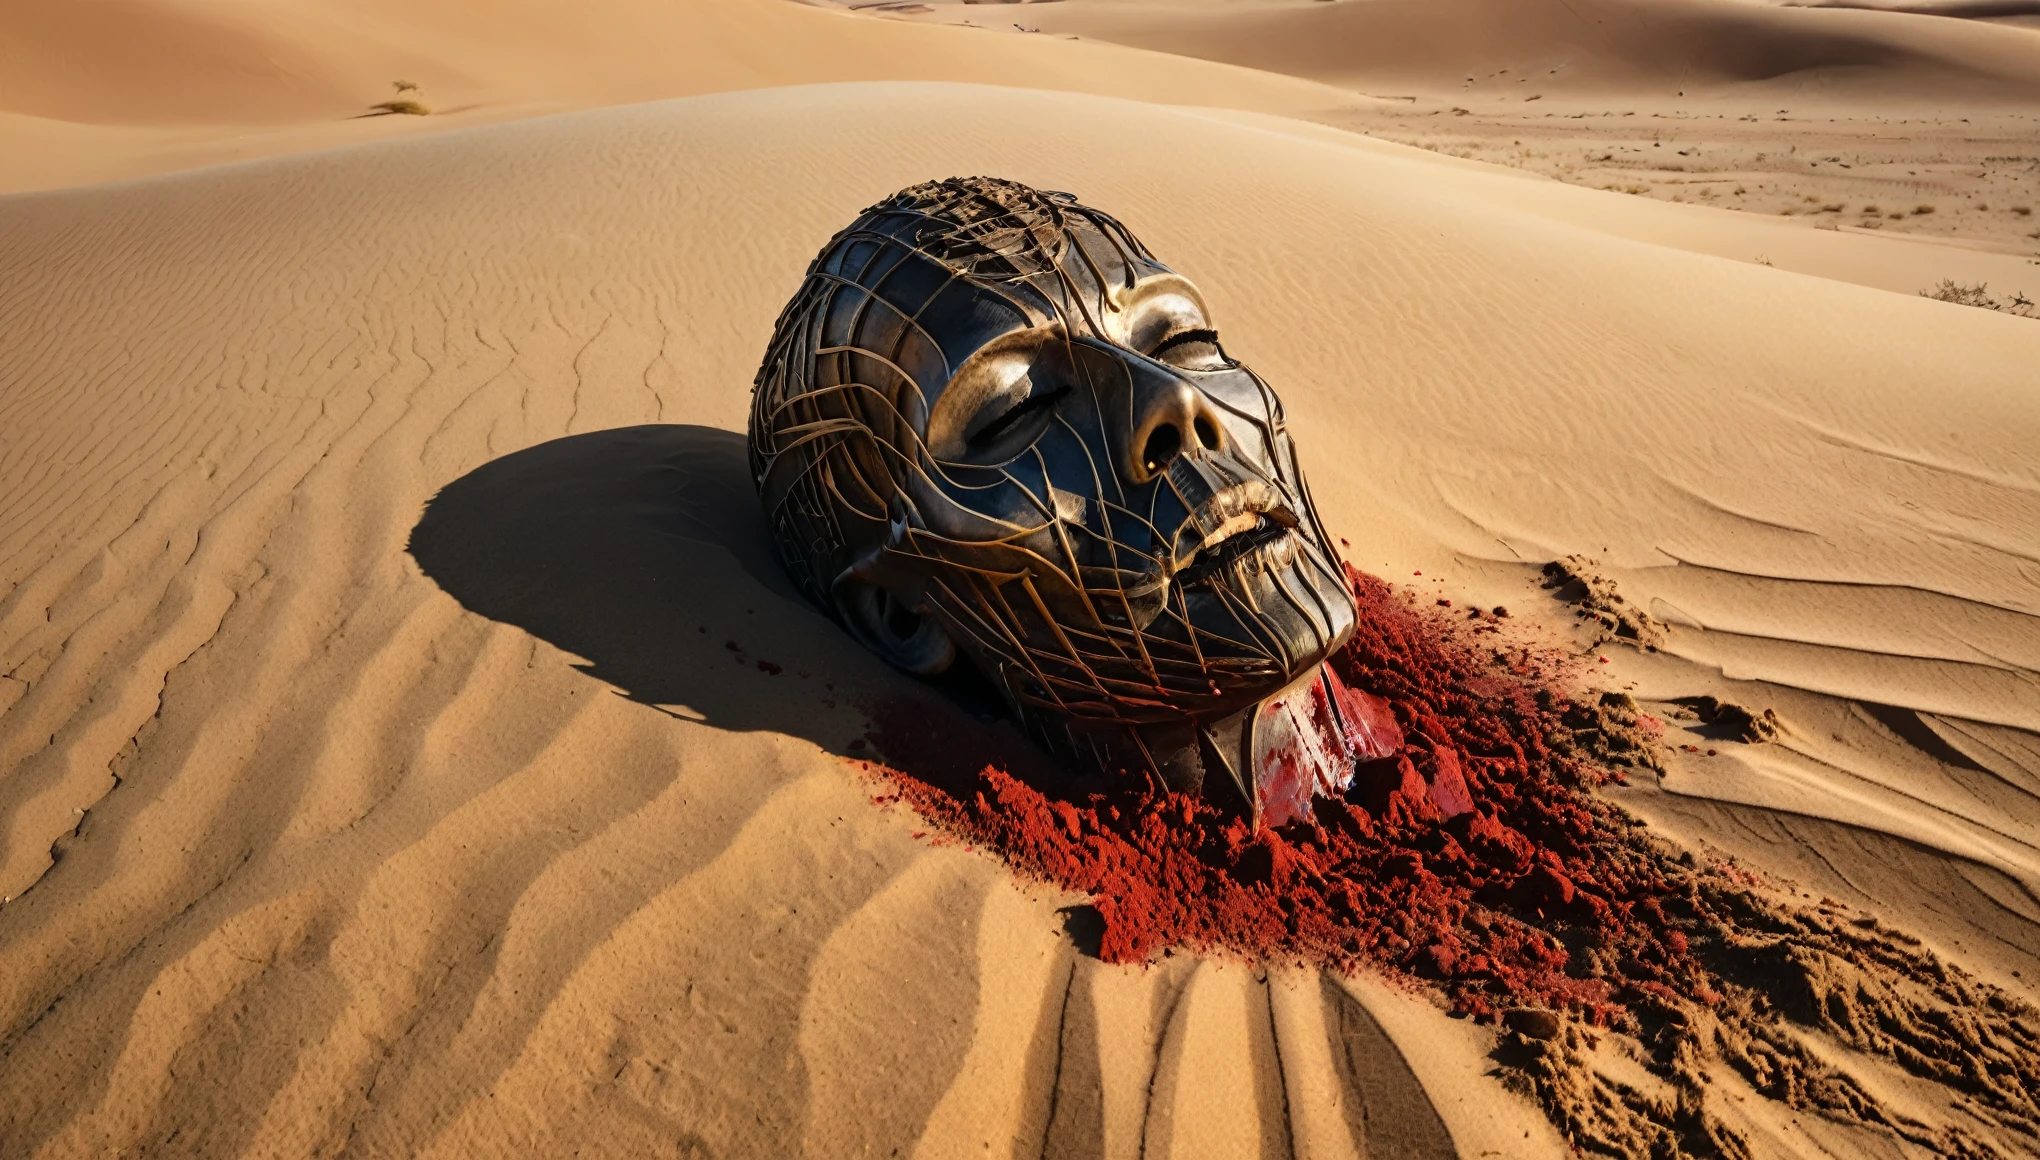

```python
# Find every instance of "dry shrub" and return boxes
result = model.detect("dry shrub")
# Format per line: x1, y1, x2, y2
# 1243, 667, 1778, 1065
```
367, 80, 429, 117
1920, 280, 2037, 319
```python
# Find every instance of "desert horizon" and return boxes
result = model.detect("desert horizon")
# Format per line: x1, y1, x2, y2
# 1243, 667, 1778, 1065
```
2, 1, 2037, 1157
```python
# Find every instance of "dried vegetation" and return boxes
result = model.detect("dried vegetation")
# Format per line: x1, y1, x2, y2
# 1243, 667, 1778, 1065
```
1920, 280, 2037, 320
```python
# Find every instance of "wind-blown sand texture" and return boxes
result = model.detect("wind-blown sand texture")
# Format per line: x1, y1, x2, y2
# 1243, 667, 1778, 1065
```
2, 0, 2038, 1156
896, 0, 2040, 259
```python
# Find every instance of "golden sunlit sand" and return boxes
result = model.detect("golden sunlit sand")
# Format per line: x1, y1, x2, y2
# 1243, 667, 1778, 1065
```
2, 0, 2036, 1156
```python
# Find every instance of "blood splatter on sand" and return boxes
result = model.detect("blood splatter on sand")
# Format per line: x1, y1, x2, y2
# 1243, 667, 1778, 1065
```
858, 566, 2040, 1157
870, 565, 1701, 1023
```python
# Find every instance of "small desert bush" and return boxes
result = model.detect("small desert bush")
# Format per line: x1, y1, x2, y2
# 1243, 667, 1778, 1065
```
1920, 280, 2037, 318
1913, 204, 1936, 215
368, 80, 429, 116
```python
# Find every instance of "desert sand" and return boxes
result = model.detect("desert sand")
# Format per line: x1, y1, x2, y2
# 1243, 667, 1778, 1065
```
897, 0, 2040, 258
1, 0, 2037, 1157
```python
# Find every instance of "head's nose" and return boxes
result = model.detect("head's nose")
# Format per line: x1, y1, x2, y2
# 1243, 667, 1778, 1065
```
1122, 362, 1226, 484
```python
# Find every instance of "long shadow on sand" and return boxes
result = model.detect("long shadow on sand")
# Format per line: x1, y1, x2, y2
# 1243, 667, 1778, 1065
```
406, 423, 1054, 786
410, 424, 787, 695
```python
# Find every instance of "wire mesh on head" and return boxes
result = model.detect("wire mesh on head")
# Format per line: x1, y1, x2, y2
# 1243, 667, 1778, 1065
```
873, 176, 1071, 282
750, 177, 1356, 786
750, 177, 1077, 614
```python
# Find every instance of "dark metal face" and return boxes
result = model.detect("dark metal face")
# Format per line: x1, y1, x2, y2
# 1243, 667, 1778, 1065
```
751, 177, 1357, 792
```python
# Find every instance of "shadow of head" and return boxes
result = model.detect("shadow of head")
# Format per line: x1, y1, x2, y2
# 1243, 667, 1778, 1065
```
408, 424, 798, 707
406, 423, 1049, 789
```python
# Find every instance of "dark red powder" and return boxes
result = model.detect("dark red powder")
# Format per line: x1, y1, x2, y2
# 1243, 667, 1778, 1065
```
866, 566, 1722, 1027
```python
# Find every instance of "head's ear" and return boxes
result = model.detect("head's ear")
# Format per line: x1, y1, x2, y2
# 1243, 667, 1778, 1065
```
832, 547, 956, 676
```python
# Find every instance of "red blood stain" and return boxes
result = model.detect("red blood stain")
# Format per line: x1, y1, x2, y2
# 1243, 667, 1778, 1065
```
866, 566, 1718, 1025
1250, 666, 1402, 827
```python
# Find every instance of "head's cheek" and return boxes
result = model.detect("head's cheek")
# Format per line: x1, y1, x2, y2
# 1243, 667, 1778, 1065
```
906, 424, 1090, 551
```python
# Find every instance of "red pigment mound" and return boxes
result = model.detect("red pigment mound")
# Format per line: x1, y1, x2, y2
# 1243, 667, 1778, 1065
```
873, 566, 1716, 1025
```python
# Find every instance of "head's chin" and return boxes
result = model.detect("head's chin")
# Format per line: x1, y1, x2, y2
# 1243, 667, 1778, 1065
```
1176, 533, 1353, 675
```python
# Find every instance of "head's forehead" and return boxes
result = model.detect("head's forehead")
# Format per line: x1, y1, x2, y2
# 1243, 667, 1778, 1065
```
864, 176, 1158, 285
814, 179, 1166, 388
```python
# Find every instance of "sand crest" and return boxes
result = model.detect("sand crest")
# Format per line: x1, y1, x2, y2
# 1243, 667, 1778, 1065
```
1, 6, 2037, 1155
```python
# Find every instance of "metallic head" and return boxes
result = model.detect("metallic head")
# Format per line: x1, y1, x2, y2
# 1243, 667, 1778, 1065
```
750, 177, 1359, 804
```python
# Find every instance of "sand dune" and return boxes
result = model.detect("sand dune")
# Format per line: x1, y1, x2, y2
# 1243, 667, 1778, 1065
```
2, 78, 2036, 1156
1792, 0, 2040, 20
0, 0, 1373, 192
933, 0, 2040, 258
0, 0, 383, 124
1001, 0, 2040, 103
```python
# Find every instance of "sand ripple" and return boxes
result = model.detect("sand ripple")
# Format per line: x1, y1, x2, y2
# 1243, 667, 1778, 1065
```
2, 84, 2036, 1157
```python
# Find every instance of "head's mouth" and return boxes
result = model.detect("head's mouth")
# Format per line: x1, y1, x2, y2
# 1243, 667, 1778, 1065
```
1168, 483, 1300, 589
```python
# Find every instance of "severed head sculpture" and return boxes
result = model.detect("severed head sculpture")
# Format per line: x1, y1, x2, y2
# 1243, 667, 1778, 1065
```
750, 177, 1404, 827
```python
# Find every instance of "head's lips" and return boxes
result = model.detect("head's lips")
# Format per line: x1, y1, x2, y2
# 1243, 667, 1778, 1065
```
1167, 484, 1300, 588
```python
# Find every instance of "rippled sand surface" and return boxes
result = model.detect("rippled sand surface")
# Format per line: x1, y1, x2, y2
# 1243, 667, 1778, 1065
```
2, 15, 2037, 1158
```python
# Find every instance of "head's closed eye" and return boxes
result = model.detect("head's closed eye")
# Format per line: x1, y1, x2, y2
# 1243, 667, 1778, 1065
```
923, 327, 1066, 463
1112, 275, 1231, 372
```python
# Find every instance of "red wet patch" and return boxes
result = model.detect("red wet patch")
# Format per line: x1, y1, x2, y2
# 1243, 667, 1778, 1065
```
867, 566, 1718, 1025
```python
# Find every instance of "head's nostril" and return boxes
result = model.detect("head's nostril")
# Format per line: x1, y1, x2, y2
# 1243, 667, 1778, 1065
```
1194, 416, 1220, 451
1141, 425, 1182, 474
